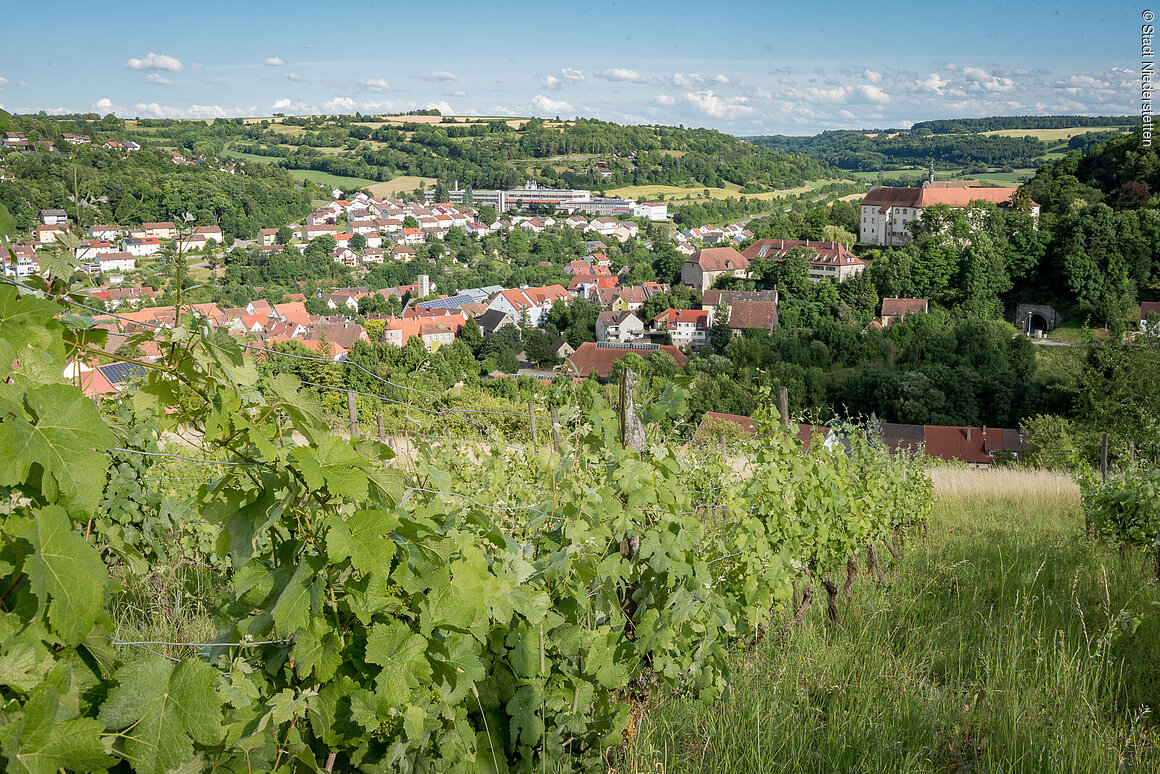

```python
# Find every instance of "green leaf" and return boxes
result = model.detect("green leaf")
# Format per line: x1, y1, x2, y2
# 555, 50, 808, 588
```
506, 684, 543, 748
292, 435, 368, 501
271, 555, 325, 634
0, 384, 115, 513
98, 657, 223, 774
15, 506, 107, 646
0, 285, 64, 380
270, 373, 327, 441
326, 509, 398, 573
0, 681, 112, 774
365, 620, 431, 706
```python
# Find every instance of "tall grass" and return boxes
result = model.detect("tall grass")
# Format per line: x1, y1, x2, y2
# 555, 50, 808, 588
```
626, 468, 1160, 773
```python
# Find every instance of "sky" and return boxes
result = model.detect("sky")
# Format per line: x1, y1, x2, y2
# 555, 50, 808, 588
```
0, 0, 1146, 135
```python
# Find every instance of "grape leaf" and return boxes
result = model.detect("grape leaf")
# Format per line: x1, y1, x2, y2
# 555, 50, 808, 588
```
506, 684, 544, 748
326, 509, 398, 573
98, 657, 222, 774
0, 285, 64, 380
15, 506, 107, 646
270, 373, 327, 442
0, 681, 113, 774
271, 555, 325, 634
0, 384, 114, 514
365, 620, 431, 706
292, 436, 368, 501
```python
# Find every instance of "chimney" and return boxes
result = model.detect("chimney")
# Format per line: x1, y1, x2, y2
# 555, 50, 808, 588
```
966, 427, 972, 442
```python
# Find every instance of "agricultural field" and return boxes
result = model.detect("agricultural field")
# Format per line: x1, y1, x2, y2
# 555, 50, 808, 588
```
982, 126, 1134, 142
630, 467, 1160, 773
367, 176, 437, 197
608, 179, 848, 202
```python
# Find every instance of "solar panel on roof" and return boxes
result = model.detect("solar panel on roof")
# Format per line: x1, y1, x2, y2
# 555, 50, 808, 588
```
98, 362, 146, 384
417, 294, 472, 310
595, 342, 659, 351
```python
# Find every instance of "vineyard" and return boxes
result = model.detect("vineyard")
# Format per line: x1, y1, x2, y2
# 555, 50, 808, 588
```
0, 271, 934, 773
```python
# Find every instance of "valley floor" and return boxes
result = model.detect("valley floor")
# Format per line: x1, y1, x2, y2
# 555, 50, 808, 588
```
626, 467, 1160, 773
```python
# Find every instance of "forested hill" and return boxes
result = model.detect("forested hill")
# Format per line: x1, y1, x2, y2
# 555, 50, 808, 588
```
113, 114, 838, 193
911, 115, 1140, 134
745, 129, 1046, 171
0, 115, 316, 239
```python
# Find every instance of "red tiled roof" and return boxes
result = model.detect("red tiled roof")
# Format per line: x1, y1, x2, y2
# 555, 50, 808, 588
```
881, 297, 929, 318
565, 342, 689, 378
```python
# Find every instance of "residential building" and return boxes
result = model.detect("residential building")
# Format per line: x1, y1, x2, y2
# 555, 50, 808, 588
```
596, 310, 646, 343
680, 247, 750, 292
880, 297, 929, 326
40, 209, 68, 226
565, 341, 689, 379
650, 308, 710, 349
740, 239, 865, 282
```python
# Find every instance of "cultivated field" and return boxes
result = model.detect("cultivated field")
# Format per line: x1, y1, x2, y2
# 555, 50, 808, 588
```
983, 126, 1133, 142
367, 176, 437, 197
608, 179, 849, 202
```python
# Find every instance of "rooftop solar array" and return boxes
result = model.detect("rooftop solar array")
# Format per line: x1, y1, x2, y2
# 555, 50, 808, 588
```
417, 294, 473, 310
595, 342, 659, 351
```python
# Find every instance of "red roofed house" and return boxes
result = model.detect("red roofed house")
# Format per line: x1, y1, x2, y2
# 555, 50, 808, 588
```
741, 239, 865, 282
650, 308, 710, 349
880, 297, 929, 326
681, 247, 750, 292
565, 341, 689, 379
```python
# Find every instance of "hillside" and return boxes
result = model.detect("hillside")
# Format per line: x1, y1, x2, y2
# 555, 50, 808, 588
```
745, 115, 1139, 179
115, 114, 841, 196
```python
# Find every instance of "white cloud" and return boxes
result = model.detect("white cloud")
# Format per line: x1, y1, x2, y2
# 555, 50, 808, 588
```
855, 84, 890, 104
191, 62, 204, 72
671, 73, 704, 88
540, 74, 562, 90
531, 94, 573, 114
144, 73, 172, 86
422, 70, 457, 81
684, 90, 755, 119
133, 102, 249, 119
95, 98, 114, 109
712, 74, 731, 85
324, 96, 358, 112
426, 100, 453, 114
595, 68, 653, 84
561, 68, 584, 81
962, 66, 1015, 92
272, 98, 292, 110
285, 72, 302, 82
802, 86, 851, 103
263, 57, 285, 66
0, 76, 8, 91
864, 69, 883, 83
356, 78, 392, 92
656, 94, 676, 106
916, 73, 949, 93
446, 90, 467, 97
125, 52, 183, 72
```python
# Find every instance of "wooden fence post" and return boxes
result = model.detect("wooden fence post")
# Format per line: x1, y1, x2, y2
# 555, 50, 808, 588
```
618, 368, 647, 455
376, 412, 385, 444
550, 408, 561, 452
528, 399, 538, 443
778, 385, 790, 428
347, 390, 359, 439
1100, 432, 1109, 484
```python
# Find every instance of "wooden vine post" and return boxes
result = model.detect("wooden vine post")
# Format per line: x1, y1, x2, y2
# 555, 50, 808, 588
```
347, 390, 359, 439
777, 385, 790, 428
550, 408, 561, 452
376, 412, 386, 444
528, 399, 538, 443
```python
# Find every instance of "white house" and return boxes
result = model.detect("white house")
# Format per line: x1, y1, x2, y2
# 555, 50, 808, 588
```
98, 253, 137, 273
596, 310, 646, 343
122, 237, 163, 257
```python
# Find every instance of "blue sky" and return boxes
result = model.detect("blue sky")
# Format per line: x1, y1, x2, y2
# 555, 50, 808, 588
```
0, 0, 1144, 134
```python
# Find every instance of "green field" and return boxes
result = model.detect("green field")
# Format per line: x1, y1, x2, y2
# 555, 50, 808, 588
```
850, 168, 1037, 186
629, 468, 1160, 773
220, 149, 377, 191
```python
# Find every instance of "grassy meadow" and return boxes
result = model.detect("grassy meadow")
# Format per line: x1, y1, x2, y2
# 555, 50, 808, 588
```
626, 467, 1160, 773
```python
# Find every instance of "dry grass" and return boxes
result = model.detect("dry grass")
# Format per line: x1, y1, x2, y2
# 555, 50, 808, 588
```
926, 466, 1079, 508
367, 176, 437, 197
